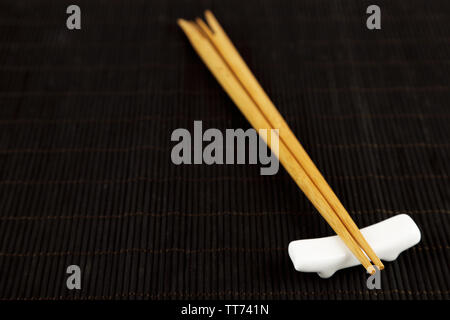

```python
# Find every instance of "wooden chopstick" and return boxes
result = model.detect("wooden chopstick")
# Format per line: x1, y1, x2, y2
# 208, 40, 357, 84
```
195, 11, 384, 270
177, 19, 376, 274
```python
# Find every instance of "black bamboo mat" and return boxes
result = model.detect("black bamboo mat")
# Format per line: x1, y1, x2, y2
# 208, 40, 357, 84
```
0, 0, 449, 300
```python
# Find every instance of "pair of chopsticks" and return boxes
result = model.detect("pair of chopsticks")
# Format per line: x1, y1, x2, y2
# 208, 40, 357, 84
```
178, 11, 384, 274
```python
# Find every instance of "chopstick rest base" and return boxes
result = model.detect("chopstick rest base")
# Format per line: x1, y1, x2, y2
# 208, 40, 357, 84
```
288, 214, 421, 278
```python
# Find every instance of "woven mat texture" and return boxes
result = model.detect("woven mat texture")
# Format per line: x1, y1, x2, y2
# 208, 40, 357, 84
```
0, 0, 449, 300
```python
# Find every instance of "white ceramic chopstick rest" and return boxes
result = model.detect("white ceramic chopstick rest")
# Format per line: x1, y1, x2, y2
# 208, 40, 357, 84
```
288, 214, 421, 278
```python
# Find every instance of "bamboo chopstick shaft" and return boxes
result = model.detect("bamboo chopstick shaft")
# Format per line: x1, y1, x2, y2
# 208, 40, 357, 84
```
197, 11, 384, 270
177, 19, 375, 274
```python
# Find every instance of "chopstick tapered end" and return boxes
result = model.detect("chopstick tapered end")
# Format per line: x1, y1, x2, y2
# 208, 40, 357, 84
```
204, 10, 223, 34
177, 19, 204, 43
205, 9, 216, 22
177, 18, 190, 30
366, 265, 376, 275
196, 17, 214, 38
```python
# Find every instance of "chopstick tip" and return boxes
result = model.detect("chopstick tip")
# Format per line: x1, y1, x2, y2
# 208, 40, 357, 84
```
366, 265, 376, 275
204, 10, 221, 33
195, 17, 214, 37
177, 18, 188, 28
177, 19, 198, 35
